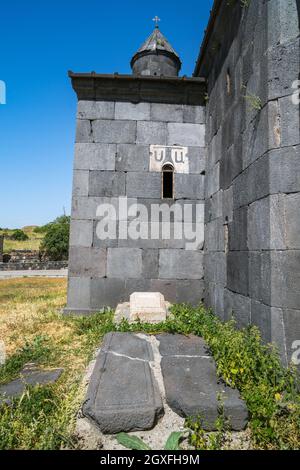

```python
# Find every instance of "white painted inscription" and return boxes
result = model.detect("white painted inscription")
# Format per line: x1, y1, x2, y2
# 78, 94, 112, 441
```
150, 145, 189, 173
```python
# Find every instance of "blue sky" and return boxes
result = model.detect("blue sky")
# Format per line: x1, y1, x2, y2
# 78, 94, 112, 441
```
0, 0, 213, 228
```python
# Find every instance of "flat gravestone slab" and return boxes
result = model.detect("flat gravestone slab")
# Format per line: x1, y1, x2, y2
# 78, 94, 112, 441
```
157, 334, 248, 431
156, 334, 209, 357
101, 332, 154, 361
83, 333, 163, 434
130, 292, 167, 323
0, 366, 64, 405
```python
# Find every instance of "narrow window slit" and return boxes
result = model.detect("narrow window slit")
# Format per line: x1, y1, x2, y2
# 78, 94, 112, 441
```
162, 164, 174, 199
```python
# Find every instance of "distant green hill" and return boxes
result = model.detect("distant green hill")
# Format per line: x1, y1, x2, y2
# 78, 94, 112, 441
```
0, 226, 45, 253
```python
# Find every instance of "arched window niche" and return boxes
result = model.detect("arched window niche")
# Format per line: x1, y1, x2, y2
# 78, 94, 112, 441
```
162, 163, 174, 199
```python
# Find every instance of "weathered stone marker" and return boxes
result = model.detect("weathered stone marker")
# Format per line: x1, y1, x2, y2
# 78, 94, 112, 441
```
83, 332, 248, 434
82, 333, 163, 434
115, 292, 169, 324
0, 364, 64, 406
157, 334, 248, 431
130, 292, 167, 322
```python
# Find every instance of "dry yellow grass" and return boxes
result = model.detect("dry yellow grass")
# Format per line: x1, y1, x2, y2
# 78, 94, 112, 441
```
0, 278, 89, 374
0, 278, 65, 354
0, 277, 98, 449
0, 227, 44, 253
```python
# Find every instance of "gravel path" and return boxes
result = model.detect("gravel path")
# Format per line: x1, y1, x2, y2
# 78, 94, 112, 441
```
0, 269, 68, 279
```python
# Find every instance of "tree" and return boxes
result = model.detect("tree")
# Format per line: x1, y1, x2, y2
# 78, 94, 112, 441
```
40, 216, 70, 261
11, 229, 29, 241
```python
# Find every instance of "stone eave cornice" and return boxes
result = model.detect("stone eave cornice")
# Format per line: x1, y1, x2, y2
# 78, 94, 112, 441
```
68, 72, 206, 106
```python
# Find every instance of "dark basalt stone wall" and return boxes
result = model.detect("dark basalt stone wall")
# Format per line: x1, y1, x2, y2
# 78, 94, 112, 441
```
195, 0, 300, 366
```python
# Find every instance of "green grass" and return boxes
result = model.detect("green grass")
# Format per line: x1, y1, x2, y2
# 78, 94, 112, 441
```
1, 279, 300, 450
0, 226, 44, 253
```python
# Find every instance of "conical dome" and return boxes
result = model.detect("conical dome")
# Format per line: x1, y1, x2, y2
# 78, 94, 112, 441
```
131, 26, 181, 77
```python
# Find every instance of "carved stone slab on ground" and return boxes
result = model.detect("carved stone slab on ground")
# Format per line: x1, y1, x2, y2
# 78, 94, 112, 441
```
82, 332, 164, 434
82, 332, 248, 434
157, 334, 248, 431
0, 364, 64, 405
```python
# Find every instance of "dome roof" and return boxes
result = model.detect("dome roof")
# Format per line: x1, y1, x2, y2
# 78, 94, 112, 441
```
136, 27, 180, 58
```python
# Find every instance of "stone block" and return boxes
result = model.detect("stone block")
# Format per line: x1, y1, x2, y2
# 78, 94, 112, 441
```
72, 196, 138, 221
118, 222, 186, 249
175, 174, 205, 200
136, 121, 167, 145
83, 333, 163, 433
227, 252, 249, 297
142, 249, 158, 278
206, 282, 225, 320
268, 38, 300, 100
167, 123, 205, 147
206, 163, 220, 198
268, 0, 300, 46
69, 219, 93, 247
204, 252, 227, 286
251, 300, 271, 343
157, 334, 208, 357
249, 252, 264, 303
0, 367, 63, 405
247, 195, 286, 251
224, 289, 251, 328
205, 218, 225, 252
149, 279, 177, 303
207, 130, 221, 171
220, 144, 242, 190
150, 103, 183, 122
74, 143, 116, 171
269, 146, 300, 194
115, 102, 150, 121
242, 101, 280, 170
129, 292, 167, 323
77, 101, 115, 120
107, 248, 142, 278
279, 95, 300, 147
72, 170, 89, 197
229, 207, 248, 251
116, 144, 149, 172
283, 309, 300, 367
205, 192, 222, 224
182, 105, 205, 124
67, 277, 91, 310
286, 193, 300, 249
176, 280, 205, 305
233, 155, 269, 209
188, 147, 206, 175
92, 120, 136, 144
271, 307, 288, 367
90, 278, 126, 308
89, 171, 125, 197
223, 187, 233, 223
76, 120, 93, 143
270, 251, 300, 310
126, 172, 161, 198
93, 219, 119, 248
159, 249, 204, 280
161, 353, 247, 431
69, 247, 106, 278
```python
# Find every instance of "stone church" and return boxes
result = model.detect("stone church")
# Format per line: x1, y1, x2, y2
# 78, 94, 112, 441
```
65, 0, 300, 367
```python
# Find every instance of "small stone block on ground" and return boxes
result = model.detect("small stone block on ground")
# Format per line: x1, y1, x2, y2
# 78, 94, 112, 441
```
0, 364, 64, 405
130, 292, 167, 323
157, 334, 248, 431
82, 333, 163, 434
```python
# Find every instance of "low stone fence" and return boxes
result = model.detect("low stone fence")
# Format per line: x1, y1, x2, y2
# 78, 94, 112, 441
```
0, 260, 68, 271
4, 250, 41, 263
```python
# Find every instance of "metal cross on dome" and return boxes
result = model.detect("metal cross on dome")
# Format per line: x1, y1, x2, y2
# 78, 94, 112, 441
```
152, 16, 161, 28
